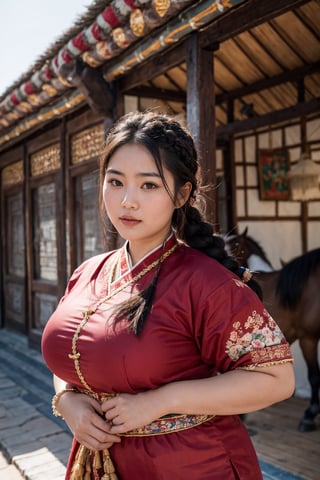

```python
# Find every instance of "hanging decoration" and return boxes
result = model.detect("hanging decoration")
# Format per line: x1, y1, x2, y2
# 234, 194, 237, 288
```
287, 152, 320, 201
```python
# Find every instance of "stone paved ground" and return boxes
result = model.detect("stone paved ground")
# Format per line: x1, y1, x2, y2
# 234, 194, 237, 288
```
0, 329, 71, 480
0, 450, 24, 479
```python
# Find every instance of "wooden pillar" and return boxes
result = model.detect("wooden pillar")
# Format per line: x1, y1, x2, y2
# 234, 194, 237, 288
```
57, 118, 68, 294
186, 33, 217, 225
300, 113, 308, 253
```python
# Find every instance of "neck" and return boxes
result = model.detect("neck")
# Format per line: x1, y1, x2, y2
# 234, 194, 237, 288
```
127, 231, 173, 266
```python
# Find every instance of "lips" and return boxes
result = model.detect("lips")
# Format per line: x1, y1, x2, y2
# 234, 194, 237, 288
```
119, 216, 141, 226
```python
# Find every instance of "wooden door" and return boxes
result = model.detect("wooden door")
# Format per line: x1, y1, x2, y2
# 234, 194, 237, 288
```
2, 189, 27, 331
74, 171, 104, 265
29, 178, 63, 345
27, 140, 66, 347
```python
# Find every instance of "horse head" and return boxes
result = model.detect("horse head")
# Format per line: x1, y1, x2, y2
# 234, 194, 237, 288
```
224, 227, 251, 266
224, 227, 273, 271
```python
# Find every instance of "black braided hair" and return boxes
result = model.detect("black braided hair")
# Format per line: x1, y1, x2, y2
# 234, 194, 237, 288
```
99, 111, 262, 334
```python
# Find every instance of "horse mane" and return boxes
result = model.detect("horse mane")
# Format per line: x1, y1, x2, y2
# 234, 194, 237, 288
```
241, 234, 273, 268
277, 248, 320, 309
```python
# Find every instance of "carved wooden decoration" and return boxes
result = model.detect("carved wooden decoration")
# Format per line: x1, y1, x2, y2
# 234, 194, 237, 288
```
31, 144, 61, 176
2, 160, 24, 186
71, 124, 105, 164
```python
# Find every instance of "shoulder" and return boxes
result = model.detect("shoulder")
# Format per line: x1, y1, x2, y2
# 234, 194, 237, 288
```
170, 243, 261, 305
73, 250, 115, 275
66, 249, 118, 291
174, 243, 234, 285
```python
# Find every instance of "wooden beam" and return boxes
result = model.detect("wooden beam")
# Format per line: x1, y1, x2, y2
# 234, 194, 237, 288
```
216, 98, 320, 136
114, 0, 312, 102
186, 33, 216, 225
200, 0, 310, 49
70, 60, 114, 116
121, 61, 320, 109
124, 86, 186, 103
118, 43, 186, 93
216, 62, 320, 104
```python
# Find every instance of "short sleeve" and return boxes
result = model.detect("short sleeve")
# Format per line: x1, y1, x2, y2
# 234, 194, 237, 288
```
197, 277, 293, 373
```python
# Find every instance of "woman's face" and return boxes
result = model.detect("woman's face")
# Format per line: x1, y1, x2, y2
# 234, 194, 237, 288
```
103, 143, 183, 263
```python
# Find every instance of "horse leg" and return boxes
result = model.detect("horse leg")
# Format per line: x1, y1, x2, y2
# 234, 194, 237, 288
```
298, 337, 320, 432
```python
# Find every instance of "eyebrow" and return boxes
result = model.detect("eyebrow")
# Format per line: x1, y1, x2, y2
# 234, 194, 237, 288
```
106, 168, 161, 178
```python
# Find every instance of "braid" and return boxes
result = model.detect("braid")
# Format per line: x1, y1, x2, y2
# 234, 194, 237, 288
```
180, 204, 262, 299
101, 112, 262, 336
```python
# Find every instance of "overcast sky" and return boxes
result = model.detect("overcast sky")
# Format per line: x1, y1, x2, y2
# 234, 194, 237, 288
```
0, 0, 90, 96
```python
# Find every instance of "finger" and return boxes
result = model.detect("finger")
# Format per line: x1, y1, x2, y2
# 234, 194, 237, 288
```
101, 395, 121, 412
87, 397, 104, 415
90, 415, 122, 441
77, 432, 119, 451
110, 415, 124, 427
82, 423, 121, 447
92, 414, 114, 433
104, 406, 119, 423
110, 423, 130, 435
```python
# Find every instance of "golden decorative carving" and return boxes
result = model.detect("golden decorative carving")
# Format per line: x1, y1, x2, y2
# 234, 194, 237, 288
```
0, 118, 10, 128
112, 28, 128, 48
42, 84, 58, 96
82, 51, 101, 67
2, 161, 24, 186
28, 94, 42, 106
7, 111, 21, 121
153, 0, 171, 17
18, 102, 33, 113
96, 41, 112, 60
31, 143, 61, 176
71, 124, 105, 165
130, 9, 145, 37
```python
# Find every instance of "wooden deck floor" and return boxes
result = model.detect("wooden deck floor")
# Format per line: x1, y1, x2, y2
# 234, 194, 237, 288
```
245, 396, 320, 480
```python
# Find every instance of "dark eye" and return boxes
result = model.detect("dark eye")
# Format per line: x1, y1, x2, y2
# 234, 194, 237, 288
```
142, 182, 157, 190
108, 178, 122, 187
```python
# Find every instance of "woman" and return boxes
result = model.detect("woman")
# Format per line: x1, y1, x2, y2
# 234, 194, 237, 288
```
42, 111, 294, 480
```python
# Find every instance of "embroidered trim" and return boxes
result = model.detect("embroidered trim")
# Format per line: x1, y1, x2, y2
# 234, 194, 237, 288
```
249, 343, 293, 364
239, 358, 294, 370
122, 413, 214, 437
225, 309, 288, 362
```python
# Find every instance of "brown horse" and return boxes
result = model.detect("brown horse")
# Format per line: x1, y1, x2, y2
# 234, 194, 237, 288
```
225, 229, 320, 432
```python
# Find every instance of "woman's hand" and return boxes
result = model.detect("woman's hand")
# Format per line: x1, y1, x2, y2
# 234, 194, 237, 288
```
101, 391, 164, 434
57, 391, 121, 450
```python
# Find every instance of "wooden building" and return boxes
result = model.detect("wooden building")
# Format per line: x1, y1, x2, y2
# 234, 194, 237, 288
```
0, 0, 319, 352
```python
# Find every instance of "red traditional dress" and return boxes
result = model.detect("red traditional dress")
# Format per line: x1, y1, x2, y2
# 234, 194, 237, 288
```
42, 235, 293, 480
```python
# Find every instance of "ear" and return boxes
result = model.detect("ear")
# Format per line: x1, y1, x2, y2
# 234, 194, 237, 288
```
175, 182, 192, 208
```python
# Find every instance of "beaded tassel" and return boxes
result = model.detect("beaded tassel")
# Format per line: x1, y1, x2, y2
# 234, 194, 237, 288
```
93, 451, 103, 470
70, 445, 88, 480
101, 449, 118, 480
71, 446, 118, 479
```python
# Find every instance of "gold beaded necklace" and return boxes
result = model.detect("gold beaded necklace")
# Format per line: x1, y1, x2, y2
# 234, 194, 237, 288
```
68, 243, 178, 396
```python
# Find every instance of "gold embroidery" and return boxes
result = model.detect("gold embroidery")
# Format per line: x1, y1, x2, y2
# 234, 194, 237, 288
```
240, 358, 294, 371
226, 309, 288, 362
249, 344, 292, 363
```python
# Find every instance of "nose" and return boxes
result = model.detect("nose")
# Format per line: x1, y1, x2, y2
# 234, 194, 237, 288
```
121, 188, 138, 209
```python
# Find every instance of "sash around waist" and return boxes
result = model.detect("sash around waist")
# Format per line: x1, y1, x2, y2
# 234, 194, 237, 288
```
122, 413, 215, 437
82, 390, 215, 437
